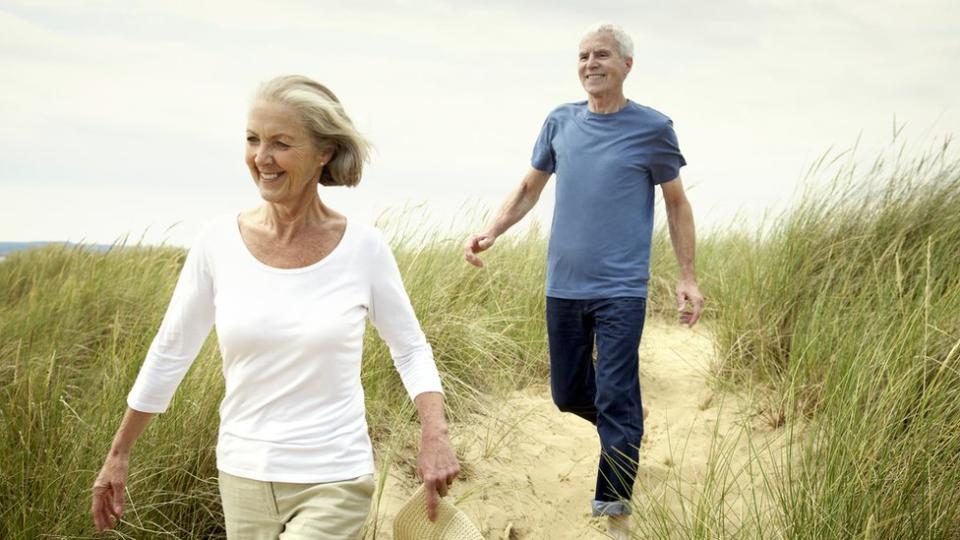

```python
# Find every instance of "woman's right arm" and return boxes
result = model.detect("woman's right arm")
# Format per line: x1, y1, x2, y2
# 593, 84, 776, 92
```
91, 229, 217, 532
91, 408, 155, 533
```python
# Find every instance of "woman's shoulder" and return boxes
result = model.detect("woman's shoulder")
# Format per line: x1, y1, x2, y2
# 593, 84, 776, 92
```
346, 221, 388, 244
345, 222, 399, 262
188, 214, 238, 252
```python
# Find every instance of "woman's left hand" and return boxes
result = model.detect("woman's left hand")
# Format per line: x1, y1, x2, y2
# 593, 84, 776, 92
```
416, 426, 460, 522
412, 391, 459, 521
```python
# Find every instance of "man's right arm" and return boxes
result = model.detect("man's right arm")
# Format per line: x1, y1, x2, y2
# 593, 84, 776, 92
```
463, 167, 551, 267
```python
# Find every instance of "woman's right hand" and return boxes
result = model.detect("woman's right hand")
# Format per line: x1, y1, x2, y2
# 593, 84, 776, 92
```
91, 452, 130, 533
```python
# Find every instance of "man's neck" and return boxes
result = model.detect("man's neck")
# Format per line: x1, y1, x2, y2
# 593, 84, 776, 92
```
586, 92, 628, 114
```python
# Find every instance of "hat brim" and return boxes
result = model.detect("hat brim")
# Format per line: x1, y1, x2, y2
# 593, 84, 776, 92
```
392, 484, 483, 540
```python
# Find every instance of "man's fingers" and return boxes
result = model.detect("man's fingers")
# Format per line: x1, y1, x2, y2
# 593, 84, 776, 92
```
465, 253, 484, 268
678, 294, 704, 327
677, 296, 690, 324
463, 234, 494, 268
463, 237, 485, 267
689, 300, 704, 326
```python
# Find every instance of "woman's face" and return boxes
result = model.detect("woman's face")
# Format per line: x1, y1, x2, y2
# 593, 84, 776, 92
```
245, 100, 333, 204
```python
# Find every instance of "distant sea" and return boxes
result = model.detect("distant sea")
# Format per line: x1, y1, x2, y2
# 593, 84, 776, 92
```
0, 241, 113, 260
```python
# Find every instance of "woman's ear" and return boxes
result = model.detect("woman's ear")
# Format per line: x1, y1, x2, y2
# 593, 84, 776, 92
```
319, 140, 337, 165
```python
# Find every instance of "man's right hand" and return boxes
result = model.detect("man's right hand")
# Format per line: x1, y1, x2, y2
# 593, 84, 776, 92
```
91, 452, 129, 533
463, 233, 496, 267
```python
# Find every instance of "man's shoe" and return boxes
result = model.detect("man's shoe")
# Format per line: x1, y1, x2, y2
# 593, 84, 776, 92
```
607, 514, 632, 540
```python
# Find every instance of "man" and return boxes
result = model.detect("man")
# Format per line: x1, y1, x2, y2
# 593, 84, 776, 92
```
463, 23, 704, 537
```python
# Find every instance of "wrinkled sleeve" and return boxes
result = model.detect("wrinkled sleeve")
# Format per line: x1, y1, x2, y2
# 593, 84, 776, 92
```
367, 233, 443, 401
127, 238, 215, 413
649, 119, 687, 184
530, 113, 558, 174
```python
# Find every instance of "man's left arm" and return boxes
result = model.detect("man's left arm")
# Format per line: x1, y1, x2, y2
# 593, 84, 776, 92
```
660, 177, 705, 326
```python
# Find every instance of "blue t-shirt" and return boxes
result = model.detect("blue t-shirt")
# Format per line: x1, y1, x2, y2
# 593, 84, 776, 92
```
531, 100, 686, 299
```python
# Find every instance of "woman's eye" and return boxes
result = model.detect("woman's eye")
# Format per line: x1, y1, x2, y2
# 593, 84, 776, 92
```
246, 136, 259, 144
275, 141, 290, 149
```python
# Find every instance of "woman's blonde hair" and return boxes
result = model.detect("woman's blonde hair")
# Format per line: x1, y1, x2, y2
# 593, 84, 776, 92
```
255, 75, 371, 187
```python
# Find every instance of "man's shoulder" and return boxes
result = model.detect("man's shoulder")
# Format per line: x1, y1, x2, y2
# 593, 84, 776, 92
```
553, 100, 589, 112
545, 101, 588, 120
626, 101, 674, 129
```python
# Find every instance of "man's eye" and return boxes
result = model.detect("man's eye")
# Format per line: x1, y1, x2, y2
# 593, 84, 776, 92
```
275, 141, 290, 149
246, 136, 259, 144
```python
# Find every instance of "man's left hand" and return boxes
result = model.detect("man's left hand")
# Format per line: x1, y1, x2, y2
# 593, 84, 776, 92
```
416, 429, 460, 522
676, 277, 704, 327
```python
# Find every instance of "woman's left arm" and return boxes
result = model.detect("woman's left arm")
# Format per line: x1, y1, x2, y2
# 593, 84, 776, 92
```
367, 231, 459, 521
414, 391, 460, 521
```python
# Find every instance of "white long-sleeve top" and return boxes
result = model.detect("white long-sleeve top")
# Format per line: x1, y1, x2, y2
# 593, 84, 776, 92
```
127, 215, 443, 483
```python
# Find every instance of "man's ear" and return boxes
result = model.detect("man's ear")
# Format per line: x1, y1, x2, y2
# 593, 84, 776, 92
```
624, 56, 633, 75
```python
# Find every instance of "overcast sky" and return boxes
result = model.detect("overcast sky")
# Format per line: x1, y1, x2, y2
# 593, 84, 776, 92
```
1, 0, 958, 246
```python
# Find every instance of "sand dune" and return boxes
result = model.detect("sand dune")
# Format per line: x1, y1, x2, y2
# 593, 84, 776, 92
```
370, 320, 784, 538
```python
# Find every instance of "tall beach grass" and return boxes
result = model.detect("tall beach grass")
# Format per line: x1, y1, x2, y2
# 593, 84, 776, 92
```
737, 139, 960, 539
1, 136, 958, 538
639, 137, 960, 539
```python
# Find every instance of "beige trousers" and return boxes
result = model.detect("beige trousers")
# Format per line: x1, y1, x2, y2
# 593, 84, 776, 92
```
218, 470, 375, 540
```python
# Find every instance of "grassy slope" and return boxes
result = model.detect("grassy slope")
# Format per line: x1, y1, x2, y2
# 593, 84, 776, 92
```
2, 140, 959, 538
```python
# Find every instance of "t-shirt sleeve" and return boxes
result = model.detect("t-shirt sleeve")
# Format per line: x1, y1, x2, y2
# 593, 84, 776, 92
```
126, 235, 216, 413
530, 114, 558, 173
367, 233, 444, 401
649, 119, 687, 184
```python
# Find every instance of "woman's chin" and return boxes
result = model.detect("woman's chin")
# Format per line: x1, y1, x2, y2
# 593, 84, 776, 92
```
257, 184, 286, 203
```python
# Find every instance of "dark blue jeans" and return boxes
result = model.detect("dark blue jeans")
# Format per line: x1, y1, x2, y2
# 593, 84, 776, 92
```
546, 296, 646, 514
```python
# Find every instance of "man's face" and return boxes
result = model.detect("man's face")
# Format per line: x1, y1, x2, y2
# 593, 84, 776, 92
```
578, 31, 632, 97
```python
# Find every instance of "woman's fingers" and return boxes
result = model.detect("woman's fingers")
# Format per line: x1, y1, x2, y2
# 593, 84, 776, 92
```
91, 455, 128, 533
423, 478, 440, 522
92, 485, 114, 532
435, 475, 449, 497
111, 480, 125, 516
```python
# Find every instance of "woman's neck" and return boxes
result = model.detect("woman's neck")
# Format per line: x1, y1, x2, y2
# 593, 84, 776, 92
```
255, 195, 333, 243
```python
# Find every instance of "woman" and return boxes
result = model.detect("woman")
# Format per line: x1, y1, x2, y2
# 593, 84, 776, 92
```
91, 75, 459, 539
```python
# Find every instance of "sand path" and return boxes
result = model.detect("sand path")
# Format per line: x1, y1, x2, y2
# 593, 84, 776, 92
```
370, 319, 773, 539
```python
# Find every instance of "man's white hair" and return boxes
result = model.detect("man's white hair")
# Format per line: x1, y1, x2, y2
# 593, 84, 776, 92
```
582, 23, 633, 59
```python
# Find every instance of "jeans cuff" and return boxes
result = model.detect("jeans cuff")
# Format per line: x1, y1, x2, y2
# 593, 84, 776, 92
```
592, 499, 631, 517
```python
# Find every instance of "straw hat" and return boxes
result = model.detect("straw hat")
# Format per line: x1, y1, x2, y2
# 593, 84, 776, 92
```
393, 484, 483, 540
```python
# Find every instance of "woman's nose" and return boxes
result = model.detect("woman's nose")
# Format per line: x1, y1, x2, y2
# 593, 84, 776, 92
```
255, 148, 273, 166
